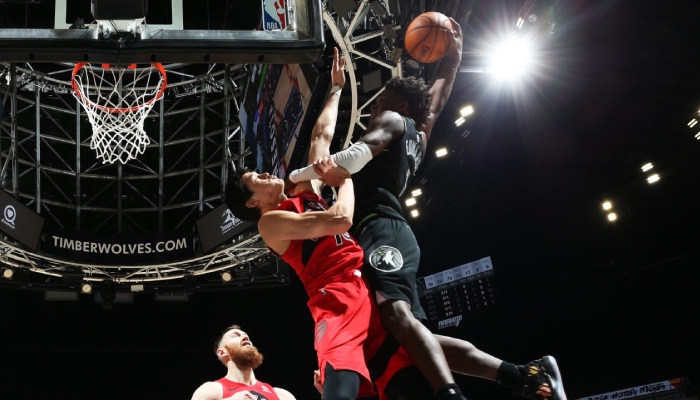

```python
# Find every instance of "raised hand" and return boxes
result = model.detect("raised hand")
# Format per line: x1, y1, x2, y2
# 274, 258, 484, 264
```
331, 47, 346, 89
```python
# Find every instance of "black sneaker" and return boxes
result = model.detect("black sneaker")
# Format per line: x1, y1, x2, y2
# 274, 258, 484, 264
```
521, 356, 567, 400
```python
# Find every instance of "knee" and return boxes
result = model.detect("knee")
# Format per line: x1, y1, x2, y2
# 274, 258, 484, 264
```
379, 300, 418, 333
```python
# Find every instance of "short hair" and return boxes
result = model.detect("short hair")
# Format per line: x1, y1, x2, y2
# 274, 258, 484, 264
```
214, 324, 242, 353
224, 169, 262, 222
384, 76, 432, 126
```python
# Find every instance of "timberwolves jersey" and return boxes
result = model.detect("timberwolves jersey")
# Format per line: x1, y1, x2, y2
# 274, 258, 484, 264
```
354, 116, 424, 223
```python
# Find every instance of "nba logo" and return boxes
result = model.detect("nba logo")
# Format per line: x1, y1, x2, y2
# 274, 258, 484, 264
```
263, 0, 286, 31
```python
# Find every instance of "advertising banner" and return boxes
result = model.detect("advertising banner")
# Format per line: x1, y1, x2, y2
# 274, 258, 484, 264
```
0, 189, 44, 251
43, 226, 194, 265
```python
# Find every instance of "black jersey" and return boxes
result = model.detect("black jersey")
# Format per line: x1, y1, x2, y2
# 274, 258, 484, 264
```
353, 116, 425, 224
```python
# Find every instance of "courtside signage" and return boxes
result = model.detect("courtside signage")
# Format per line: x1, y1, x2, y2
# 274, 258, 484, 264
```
0, 189, 44, 251
44, 226, 194, 264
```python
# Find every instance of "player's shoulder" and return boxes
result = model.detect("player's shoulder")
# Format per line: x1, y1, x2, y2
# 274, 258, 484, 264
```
191, 380, 223, 400
273, 387, 296, 400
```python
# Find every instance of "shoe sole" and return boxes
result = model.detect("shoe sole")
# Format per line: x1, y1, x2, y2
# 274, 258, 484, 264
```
541, 356, 568, 400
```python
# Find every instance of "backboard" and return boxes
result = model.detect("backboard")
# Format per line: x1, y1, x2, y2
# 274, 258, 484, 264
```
0, 0, 324, 64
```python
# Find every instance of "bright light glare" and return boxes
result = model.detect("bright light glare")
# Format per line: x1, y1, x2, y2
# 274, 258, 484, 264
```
488, 36, 533, 78
405, 198, 417, 206
460, 105, 474, 117
455, 117, 465, 126
607, 212, 617, 222
647, 174, 660, 184
688, 119, 698, 128
435, 148, 448, 157
602, 201, 612, 210
641, 163, 653, 172
695, 132, 700, 140
411, 189, 422, 197
410, 209, 419, 218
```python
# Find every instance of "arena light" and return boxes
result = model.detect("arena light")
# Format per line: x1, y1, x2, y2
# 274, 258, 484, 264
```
411, 189, 422, 197
460, 105, 474, 117
688, 119, 697, 128
647, 174, 660, 184
641, 163, 654, 172
488, 36, 534, 79
410, 210, 419, 218
435, 148, 448, 157
607, 212, 617, 222
80, 282, 93, 294
221, 270, 233, 283
602, 201, 612, 211
405, 198, 417, 207
2, 267, 14, 280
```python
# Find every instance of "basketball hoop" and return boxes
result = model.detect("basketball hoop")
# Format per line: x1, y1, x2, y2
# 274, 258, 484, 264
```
72, 62, 167, 164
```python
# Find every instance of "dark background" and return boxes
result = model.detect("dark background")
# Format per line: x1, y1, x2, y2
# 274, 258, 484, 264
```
1, 1, 700, 399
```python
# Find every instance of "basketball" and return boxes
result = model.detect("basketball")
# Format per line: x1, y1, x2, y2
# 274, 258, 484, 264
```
404, 12, 453, 64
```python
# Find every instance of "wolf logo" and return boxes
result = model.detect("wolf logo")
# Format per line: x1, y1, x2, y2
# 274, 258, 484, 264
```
369, 246, 403, 272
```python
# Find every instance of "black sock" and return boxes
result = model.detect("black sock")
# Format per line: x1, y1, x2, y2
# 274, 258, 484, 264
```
495, 362, 525, 390
434, 383, 467, 400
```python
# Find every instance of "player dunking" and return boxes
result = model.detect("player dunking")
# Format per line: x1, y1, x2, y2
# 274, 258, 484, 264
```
291, 20, 568, 400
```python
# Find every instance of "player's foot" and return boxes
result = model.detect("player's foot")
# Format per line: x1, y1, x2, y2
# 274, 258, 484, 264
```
520, 356, 567, 400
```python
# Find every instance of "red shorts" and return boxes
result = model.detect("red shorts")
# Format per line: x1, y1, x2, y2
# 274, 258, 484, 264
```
308, 270, 376, 398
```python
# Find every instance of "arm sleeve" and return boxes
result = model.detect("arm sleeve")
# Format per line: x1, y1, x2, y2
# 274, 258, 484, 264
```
288, 141, 373, 183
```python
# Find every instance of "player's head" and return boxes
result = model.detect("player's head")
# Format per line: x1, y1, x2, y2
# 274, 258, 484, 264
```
214, 324, 264, 369
225, 169, 285, 222
373, 76, 432, 126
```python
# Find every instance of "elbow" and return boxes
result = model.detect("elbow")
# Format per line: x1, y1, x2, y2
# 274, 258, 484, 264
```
329, 215, 353, 235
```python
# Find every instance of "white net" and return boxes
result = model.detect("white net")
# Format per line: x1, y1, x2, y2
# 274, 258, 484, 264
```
72, 63, 166, 164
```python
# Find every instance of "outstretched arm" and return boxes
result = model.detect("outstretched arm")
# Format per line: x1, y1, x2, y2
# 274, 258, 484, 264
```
420, 17, 463, 141
288, 47, 346, 194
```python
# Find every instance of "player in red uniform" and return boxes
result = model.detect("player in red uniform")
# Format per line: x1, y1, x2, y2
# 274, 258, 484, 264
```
225, 48, 433, 400
190, 324, 296, 400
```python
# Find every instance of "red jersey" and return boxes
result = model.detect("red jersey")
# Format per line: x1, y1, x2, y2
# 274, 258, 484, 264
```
273, 190, 365, 296
215, 378, 281, 400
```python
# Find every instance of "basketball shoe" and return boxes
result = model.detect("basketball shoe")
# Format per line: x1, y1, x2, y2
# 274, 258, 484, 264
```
520, 356, 567, 400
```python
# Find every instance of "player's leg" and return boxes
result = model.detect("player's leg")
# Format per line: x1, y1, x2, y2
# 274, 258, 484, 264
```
436, 335, 568, 400
359, 218, 465, 400
323, 363, 361, 400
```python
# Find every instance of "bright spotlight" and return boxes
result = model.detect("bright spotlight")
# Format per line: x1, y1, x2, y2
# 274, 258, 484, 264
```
405, 198, 417, 206
410, 209, 419, 218
411, 189, 422, 197
488, 36, 534, 78
647, 174, 660, 184
435, 148, 448, 157
641, 163, 653, 172
602, 201, 612, 211
607, 212, 617, 222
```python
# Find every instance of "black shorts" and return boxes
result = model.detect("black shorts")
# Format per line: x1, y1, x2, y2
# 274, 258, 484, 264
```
355, 217, 426, 320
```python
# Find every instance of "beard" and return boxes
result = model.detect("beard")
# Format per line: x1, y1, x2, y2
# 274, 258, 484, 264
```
229, 345, 264, 370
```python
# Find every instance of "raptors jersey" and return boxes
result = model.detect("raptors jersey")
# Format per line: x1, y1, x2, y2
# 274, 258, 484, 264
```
353, 116, 424, 223
273, 190, 364, 296
215, 378, 281, 400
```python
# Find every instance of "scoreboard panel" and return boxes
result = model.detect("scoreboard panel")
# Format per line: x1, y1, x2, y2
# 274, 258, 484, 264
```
417, 256, 497, 329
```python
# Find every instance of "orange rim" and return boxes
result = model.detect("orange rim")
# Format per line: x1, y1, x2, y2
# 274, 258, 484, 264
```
71, 62, 168, 113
